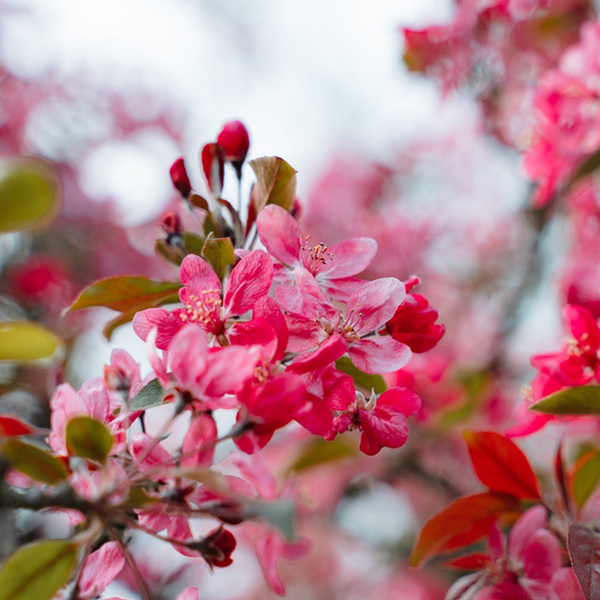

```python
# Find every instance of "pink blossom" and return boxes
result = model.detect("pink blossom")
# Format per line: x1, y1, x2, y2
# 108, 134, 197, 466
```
453, 506, 563, 600
279, 269, 411, 374
324, 368, 421, 455
133, 250, 273, 349
257, 204, 377, 301
78, 541, 125, 600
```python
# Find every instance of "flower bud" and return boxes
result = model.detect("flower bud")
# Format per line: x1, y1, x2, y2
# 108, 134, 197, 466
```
217, 120, 250, 176
170, 158, 192, 198
160, 211, 183, 237
188, 526, 237, 568
201, 143, 225, 198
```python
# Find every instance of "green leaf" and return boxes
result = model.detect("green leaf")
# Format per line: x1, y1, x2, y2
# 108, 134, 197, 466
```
202, 236, 235, 281
1, 439, 68, 485
245, 499, 296, 542
119, 486, 157, 509
67, 276, 181, 314
530, 386, 600, 416
154, 239, 185, 267
290, 437, 357, 472
573, 450, 600, 509
128, 378, 166, 411
65, 416, 113, 463
0, 322, 63, 364
183, 232, 205, 256
249, 156, 297, 213
335, 356, 387, 394
0, 539, 78, 600
0, 157, 59, 233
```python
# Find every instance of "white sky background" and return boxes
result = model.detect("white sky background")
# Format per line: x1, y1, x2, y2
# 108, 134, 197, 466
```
0, 0, 461, 222
0, 0, 554, 383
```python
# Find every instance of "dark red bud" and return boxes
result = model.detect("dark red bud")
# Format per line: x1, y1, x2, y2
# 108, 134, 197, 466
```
384, 293, 445, 353
217, 120, 250, 165
190, 526, 237, 568
160, 211, 182, 237
201, 143, 225, 198
170, 158, 192, 198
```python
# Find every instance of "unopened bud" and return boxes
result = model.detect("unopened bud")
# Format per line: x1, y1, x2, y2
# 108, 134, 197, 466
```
217, 120, 250, 177
170, 158, 192, 198
160, 211, 183, 237
188, 526, 237, 568
201, 143, 225, 198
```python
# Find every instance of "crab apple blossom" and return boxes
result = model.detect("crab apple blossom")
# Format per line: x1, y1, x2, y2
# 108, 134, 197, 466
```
449, 506, 562, 600
278, 268, 411, 374
133, 250, 273, 349
257, 203, 377, 301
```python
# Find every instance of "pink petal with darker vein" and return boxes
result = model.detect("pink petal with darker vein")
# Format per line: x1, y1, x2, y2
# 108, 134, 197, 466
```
321, 237, 377, 279
376, 387, 422, 417
346, 278, 406, 334
224, 250, 273, 316
181, 413, 218, 468
179, 254, 221, 297
257, 204, 302, 267
133, 307, 184, 350
79, 541, 125, 600
348, 336, 411, 374
359, 405, 409, 453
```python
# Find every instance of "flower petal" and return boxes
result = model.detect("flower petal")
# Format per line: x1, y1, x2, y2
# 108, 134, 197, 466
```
349, 337, 412, 374
257, 204, 302, 267
224, 250, 273, 316
321, 237, 377, 278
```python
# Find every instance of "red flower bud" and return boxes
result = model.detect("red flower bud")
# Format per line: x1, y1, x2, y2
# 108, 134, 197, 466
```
160, 211, 182, 237
201, 143, 225, 198
217, 120, 250, 176
170, 158, 192, 198
384, 293, 445, 353
190, 526, 237, 569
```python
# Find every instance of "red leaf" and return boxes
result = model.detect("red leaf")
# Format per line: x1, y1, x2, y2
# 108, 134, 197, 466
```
0, 414, 35, 436
464, 430, 541, 500
410, 492, 520, 567
568, 522, 600, 600
555, 438, 571, 515
443, 553, 491, 570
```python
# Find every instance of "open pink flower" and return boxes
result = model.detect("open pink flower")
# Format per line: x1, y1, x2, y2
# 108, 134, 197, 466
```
257, 204, 377, 301
451, 506, 562, 600
324, 368, 421, 455
280, 269, 411, 374
133, 250, 273, 349
148, 325, 259, 411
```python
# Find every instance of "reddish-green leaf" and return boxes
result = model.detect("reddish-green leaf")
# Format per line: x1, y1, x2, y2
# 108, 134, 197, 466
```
0, 539, 78, 600
555, 439, 571, 515
443, 553, 491, 570
249, 156, 297, 213
65, 416, 113, 463
410, 492, 520, 567
1, 439, 68, 484
463, 431, 541, 500
573, 450, 600, 509
289, 437, 356, 473
530, 386, 600, 416
335, 356, 387, 394
202, 236, 235, 281
568, 522, 600, 600
0, 415, 35, 437
66, 276, 181, 315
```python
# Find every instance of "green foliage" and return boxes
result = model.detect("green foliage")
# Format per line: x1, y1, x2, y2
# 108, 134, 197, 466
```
65, 417, 114, 463
530, 386, 600, 415
0, 322, 63, 364
290, 437, 357, 472
128, 378, 166, 411
0, 157, 59, 233
0, 540, 78, 600
0, 439, 68, 485
249, 156, 297, 213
